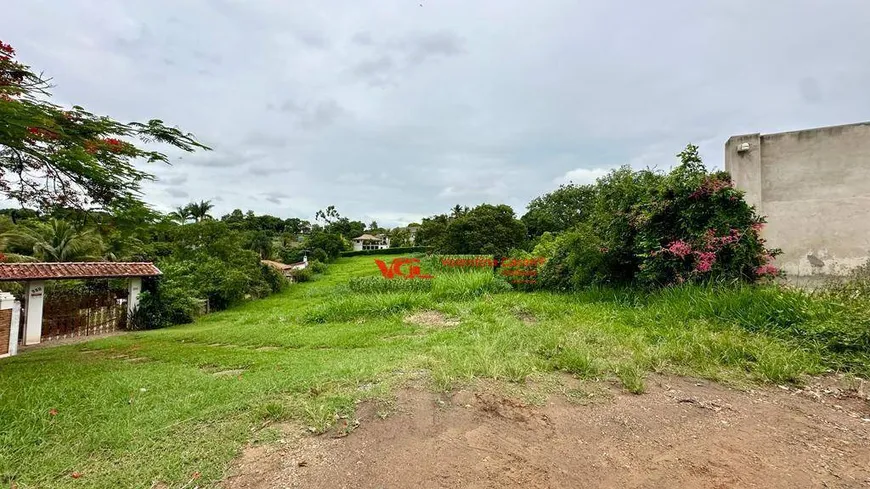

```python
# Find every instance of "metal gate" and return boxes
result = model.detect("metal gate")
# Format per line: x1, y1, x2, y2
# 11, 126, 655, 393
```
39, 290, 128, 342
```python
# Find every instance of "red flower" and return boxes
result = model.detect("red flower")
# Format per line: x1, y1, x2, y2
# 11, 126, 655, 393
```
49, 408, 58, 416
104, 138, 122, 146
690, 177, 733, 199
664, 240, 692, 259
0, 41, 14, 57
25, 127, 58, 140
694, 251, 716, 273
755, 264, 779, 277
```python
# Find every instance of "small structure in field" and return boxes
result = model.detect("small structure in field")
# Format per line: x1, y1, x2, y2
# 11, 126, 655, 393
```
261, 257, 307, 280
351, 234, 390, 251
0, 262, 161, 355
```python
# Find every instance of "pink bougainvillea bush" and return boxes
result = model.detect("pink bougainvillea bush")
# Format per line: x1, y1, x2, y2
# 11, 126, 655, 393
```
539, 144, 781, 289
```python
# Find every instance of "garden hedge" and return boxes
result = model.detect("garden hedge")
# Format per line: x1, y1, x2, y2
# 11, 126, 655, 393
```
340, 246, 431, 257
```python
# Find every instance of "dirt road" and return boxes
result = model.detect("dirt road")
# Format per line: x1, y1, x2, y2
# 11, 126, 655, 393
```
223, 375, 870, 488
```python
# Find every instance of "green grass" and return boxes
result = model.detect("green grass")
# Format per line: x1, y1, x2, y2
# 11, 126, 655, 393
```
0, 254, 867, 488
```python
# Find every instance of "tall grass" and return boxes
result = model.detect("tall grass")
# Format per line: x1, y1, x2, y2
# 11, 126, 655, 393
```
619, 283, 870, 376
348, 276, 433, 293
2, 254, 869, 487
431, 271, 512, 299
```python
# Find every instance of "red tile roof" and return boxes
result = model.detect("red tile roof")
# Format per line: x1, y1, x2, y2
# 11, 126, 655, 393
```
261, 259, 292, 270
0, 262, 162, 281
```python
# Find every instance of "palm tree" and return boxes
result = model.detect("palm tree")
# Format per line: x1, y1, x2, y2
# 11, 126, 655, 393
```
188, 200, 214, 222
2, 219, 103, 262
169, 206, 192, 224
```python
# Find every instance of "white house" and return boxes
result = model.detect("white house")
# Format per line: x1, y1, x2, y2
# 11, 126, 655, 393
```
351, 234, 390, 251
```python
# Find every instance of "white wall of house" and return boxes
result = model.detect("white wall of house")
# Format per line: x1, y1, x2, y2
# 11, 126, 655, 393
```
352, 237, 390, 251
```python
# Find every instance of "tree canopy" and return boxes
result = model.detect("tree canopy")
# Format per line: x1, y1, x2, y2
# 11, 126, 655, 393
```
0, 39, 209, 211
416, 204, 526, 256
521, 184, 595, 238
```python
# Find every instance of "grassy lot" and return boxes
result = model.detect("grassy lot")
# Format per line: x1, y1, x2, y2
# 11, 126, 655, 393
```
1, 255, 867, 488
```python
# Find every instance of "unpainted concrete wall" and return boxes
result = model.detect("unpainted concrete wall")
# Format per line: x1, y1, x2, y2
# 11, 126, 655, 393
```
725, 122, 870, 277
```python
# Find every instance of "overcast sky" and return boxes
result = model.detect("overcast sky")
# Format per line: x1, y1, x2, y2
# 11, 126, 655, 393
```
3, 1, 869, 226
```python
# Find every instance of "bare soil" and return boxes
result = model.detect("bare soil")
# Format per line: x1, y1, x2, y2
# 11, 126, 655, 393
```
222, 375, 870, 489
404, 310, 460, 328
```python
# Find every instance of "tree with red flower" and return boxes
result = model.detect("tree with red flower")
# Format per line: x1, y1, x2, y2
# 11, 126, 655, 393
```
0, 39, 210, 211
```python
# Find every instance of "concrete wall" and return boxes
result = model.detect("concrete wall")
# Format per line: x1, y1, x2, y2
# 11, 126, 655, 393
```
725, 122, 870, 277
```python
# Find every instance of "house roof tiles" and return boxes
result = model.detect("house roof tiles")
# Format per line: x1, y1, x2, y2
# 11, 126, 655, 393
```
0, 262, 162, 281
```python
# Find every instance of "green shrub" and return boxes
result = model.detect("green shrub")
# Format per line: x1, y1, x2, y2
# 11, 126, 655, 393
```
290, 267, 313, 282
340, 246, 430, 257
129, 279, 199, 330
540, 145, 780, 289
306, 232, 345, 261
311, 248, 329, 263
279, 247, 305, 264
310, 260, 328, 274
153, 221, 283, 312
497, 249, 545, 291
260, 263, 287, 294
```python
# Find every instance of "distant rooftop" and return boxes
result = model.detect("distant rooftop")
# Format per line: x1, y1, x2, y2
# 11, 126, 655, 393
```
352, 234, 384, 241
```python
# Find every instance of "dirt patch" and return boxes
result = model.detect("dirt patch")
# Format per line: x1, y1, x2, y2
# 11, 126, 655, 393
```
222, 375, 870, 488
404, 310, 460, 328
514, 310, 537, 324
213, 369, 246, 377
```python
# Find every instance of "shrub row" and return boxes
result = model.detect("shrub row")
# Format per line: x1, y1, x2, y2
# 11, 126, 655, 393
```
340, 246, 430, 257
536, 145, 780, 289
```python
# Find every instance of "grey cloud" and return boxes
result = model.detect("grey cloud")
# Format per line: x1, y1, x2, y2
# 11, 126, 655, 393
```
402, 31, 465, 65
6, 0, 870, 226
248, 163, 295, 176
275, 99, 347, 129
166, 188, 188, 199
188, 154, 243, 168
191, 50, 222, 64
799, 77, 822, 104
262, 192, 289, 205
352, 56, 394, 78
243, 133, 288, 149
351, 31, 373, 46
349, 31, 464, 86
296, 31, 329, 49
155, 174, 189, 186
186, 148, 270, 169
